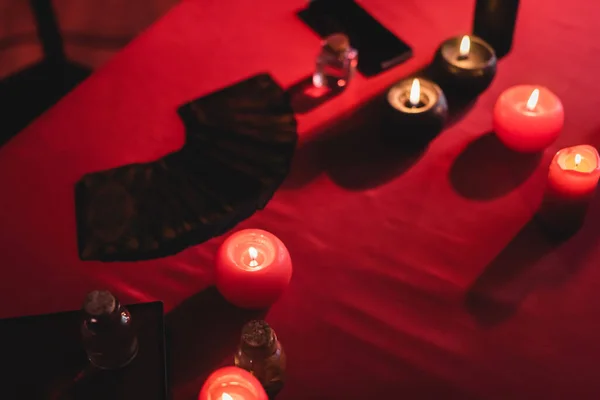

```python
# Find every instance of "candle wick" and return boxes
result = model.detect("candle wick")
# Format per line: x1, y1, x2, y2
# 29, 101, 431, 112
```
526, 89, 540, 112
574, 153, 582, 168
408, 78, 421, 108
248, 246, 259, 268
458, 35, 470, 60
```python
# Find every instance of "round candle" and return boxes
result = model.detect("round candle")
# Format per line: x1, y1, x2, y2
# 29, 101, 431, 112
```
537, 145, 600, 237
493, 85, 564, 152
198, 366, 268, 400
432, 35, 497, 96
215, 229, 292, 309
547, 145, 600, 200
384, 77, 448, 144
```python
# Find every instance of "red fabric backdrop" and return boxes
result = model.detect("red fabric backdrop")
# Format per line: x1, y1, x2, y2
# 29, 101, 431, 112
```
1, 0, 600, 398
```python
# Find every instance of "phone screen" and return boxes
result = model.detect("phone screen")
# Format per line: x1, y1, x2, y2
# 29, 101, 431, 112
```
298, 0, 413, 77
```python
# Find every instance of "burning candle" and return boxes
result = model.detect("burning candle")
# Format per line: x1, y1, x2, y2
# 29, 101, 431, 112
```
493, 85, 564, 152
215, 229, 292, 309
384, 77, 448, 145
198, 366, 268, 400
547, 145, 600, 199
432, 35, 497, 97
538, 145, 600, 236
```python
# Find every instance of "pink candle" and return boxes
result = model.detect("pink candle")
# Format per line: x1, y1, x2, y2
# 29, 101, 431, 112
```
493, 85, 564, 152
547, 145, 600, 200
198, 366, 268, 400
538, 145, 600, 236
215, 229, 292, 309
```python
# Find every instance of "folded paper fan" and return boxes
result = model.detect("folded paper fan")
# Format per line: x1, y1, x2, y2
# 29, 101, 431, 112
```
178, 73, 297, 148
75, 162, 160, 261
75, 73, 297, 261
179, 74, 297, 209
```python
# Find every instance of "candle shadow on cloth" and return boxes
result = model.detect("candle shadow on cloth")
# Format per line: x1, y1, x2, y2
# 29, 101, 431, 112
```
321, 94, 488, 191
421, 63, 479, 129
465, 198, 600, 327
444, 96, 478, 129
284, 66, 483, 191
324, 113, 427, 191
165, 287, 266, 398
449, 132, 542, 200
284, 94, 427, 191
287, 74, 344, 114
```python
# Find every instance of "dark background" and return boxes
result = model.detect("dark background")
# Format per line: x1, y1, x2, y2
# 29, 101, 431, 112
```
0, 0, 179, 144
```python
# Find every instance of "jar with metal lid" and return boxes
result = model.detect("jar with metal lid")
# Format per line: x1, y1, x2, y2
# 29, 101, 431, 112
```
81, 290, 138, 370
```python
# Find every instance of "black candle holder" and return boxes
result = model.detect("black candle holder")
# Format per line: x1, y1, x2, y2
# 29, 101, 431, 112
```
383, 78, 448, 146
432, 35, 497, 98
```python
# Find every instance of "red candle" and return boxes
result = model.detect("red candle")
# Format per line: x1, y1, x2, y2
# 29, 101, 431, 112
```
538, 145, 600, 236
198, 366, 268, 400
215, 229, 292, 309
493, 85, 564, 152
547, 145, 600, 200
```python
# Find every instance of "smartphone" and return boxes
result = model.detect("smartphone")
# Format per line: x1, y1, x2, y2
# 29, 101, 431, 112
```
298, 0, 413, 77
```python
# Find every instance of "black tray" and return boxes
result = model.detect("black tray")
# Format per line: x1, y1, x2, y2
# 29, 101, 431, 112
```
0, 301, 167, 400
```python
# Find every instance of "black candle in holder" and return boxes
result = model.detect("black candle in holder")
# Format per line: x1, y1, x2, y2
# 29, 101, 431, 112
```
383, 77, 448, 145
432, 35, 497, 97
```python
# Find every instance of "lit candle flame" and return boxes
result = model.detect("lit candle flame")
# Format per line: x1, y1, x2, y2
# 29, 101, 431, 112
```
248, 246, 259, 267
409, 78, 421, 107
459, 35, 471, 58
526, 89, 540, 111
222, 393, 233, 400
575, 153, 582, 167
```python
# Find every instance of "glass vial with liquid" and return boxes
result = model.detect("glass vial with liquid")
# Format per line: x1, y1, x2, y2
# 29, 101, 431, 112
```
313, 33, 358, 90
81, 290, 139, 370
235, 320, 286, 398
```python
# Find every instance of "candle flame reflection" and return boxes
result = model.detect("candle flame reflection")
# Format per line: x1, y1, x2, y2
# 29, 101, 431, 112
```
575, 153, 582, 167
248, 246, 259, 267
221, 394, 233, 400
459, 35, 470, 58
526, 89, 540, 111
409, 78, 420, 106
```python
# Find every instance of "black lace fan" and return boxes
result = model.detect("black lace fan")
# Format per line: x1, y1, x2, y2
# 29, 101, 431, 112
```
75, 74, 297, 261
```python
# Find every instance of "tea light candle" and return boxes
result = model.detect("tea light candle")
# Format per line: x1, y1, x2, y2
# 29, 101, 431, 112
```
432, 35, 497, 96
547, 145, 600, 200
198, 366, 268, 400
384, 77, 448, 144
215, 229, 292, 309
538, 145, 600, 236
494, 85, 564, 152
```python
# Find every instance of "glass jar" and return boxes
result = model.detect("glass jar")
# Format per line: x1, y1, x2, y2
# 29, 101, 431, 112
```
234, 320, 286, 398
81, 290, 138, 370
313, 33, 358, 90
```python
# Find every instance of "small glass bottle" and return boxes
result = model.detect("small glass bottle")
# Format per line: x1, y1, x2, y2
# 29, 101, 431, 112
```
81, 290, 138, 370
234, 320, 286, 398
313, 33, 358, 90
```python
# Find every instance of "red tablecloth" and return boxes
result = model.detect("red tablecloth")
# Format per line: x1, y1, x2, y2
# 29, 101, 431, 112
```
2, 0, 600, 398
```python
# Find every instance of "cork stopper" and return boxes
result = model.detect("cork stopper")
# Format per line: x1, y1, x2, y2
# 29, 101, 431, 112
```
84, 290, 117, 316
324, 33, 350, 54
241, 320, 274, 349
